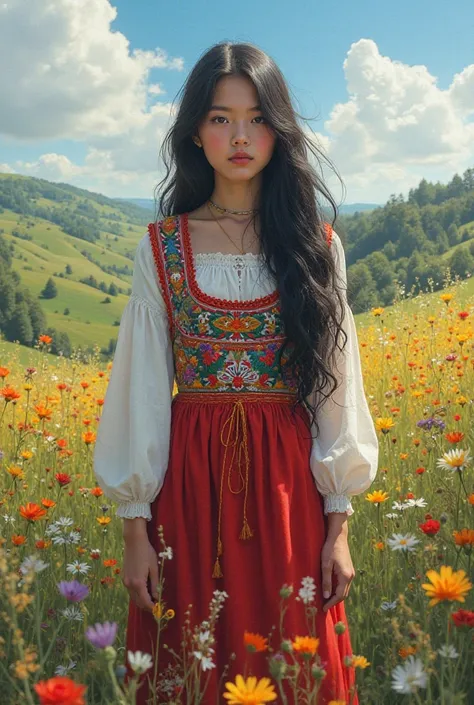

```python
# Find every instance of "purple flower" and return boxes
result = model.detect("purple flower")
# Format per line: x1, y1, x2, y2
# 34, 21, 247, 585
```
57, 580, 89, 602
416, 418, 446, 431
85, 621, 118, 649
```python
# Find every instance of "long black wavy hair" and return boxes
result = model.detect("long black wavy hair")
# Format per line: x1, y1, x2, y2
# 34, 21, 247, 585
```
155, 41, 348, 438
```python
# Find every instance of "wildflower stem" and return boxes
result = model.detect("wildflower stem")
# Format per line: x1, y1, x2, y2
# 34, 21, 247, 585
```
35, 578, 44, 664
33, 616, 66, 682
106, 657, 128, 705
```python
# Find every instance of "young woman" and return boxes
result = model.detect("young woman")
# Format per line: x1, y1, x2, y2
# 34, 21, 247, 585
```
94, 41, 379, 704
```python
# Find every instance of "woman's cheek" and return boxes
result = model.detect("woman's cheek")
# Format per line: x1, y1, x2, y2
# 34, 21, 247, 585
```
255, 131, 276, 160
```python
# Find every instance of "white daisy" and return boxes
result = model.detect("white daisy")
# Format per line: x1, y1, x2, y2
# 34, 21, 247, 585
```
128, 651, 153, 674
391, 656, 428, 694
66, 561, 91, 576
392, 501, 408, 511
385, 513, 400, 519
381, 600, 398, 611
61, 606, 84, 621
387, 533, 420, 552
436, 448, 471, 472
20, 555, 49, 575
404, 498, 427, 508
45, 523, 61, 536
437, 644, 459, 659
2, 514, 16, 524
54, 660, 77, 676
55, 517, 74, 528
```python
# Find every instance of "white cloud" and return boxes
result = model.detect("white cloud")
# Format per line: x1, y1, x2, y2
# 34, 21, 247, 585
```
0, 0, 182, 141
321, 39, 474, 203
0, 9, 472, 203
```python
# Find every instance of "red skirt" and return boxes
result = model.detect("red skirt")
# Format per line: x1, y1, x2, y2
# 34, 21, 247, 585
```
125, 392, 359, 704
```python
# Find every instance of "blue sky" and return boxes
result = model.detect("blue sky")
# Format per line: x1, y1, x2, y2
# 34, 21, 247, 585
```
0, 0, 473, 204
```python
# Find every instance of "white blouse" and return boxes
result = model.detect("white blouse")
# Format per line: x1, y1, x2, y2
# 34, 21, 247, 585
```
93, 228, 379, 521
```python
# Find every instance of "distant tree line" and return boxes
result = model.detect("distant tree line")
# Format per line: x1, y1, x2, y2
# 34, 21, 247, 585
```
337, 168, 474, 312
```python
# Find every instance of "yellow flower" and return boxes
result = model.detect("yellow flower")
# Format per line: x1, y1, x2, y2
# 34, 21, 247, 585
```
7, 465, 24, 479
456, 333, 469, 345
440, 293, 453, 303
329, 701, 347, 705
152, 602, 163, 620
223, 675, 277, 704
349, 655, 370, 669
165, 609, 175, 619
21, 451, 33, 460
372, 307, 385, 317
96, 516, 111, 526
366, 490, 389, 504
374, 541, 385, 551
375, 417, 395, 434
292, 636, 319, 656
421, 565, 472, 607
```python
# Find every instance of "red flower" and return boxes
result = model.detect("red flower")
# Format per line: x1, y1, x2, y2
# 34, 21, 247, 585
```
418, 519, 441, 536
55, 473, 72, 487
34, 676, 86, 705
415, 467, 425, 475
451, 609, 474, 628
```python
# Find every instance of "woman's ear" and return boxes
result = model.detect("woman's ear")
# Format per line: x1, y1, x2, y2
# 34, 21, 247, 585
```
193, 136, 202, 147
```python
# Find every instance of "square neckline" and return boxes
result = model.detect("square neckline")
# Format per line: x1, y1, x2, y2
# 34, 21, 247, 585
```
180, 212, 280, 311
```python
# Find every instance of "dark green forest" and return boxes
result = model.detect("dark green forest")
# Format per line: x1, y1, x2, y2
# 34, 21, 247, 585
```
337, 167, 474, 312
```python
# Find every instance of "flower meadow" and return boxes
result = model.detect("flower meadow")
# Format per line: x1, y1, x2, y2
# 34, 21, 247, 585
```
0, 284, 473, 705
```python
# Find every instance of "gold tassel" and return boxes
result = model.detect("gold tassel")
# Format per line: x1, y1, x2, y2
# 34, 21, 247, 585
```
239, 518, 253, 540
212, 557, 223, 579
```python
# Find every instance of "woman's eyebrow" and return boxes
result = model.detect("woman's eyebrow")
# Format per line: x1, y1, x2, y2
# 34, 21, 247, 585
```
208, 105, 261, 112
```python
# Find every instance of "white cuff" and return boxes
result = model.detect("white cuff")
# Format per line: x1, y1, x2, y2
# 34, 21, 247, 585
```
324, 494, 354, 516
116, 501, 152, 521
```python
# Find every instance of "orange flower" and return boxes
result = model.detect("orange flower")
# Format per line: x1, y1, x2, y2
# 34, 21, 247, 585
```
96, 516, 111, 526
96, 398, 104, 406
38, 335, 52, 345
0, 367, 10, 378
103, 559, 118, 567
35, 540, 51, 550
82, 431, 96, 445
292, 636, 320, 656
56, 439, 68, 449
57, 383, 67, 391
34, 405, 52, 421
445, 431, 465, 443
453, 529, 474, 547
34, 675, 86, 705
80, 381, 89, 390
1, 386, 21, 402
41, 499, 56, 508
12, 534, 27, 546
468, 494, 474, 506
90, 487, 103, 497
7, 465, 24, 479
55, 473, 71, 486
244, 631, 269, 652
19, 502, 47, 521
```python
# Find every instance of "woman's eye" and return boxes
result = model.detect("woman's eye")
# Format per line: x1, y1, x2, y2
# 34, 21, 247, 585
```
210, 116, 267, 124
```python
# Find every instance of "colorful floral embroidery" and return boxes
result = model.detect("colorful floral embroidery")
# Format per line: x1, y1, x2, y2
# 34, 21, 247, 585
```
148, 214, 332, 396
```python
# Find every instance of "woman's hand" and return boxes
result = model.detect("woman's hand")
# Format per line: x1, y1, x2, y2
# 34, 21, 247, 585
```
122, 520, 160, 612
321, 527, 355, 613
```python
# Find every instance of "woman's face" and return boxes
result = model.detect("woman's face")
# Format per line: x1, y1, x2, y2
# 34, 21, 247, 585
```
196, 75, 276, 182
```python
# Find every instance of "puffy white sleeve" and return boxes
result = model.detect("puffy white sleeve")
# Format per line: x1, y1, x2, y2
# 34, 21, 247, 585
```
309, 230, 379, 516
93, 233, 175, 521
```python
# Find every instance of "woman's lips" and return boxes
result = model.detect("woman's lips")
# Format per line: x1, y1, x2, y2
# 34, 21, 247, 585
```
229, 157, 252, 164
